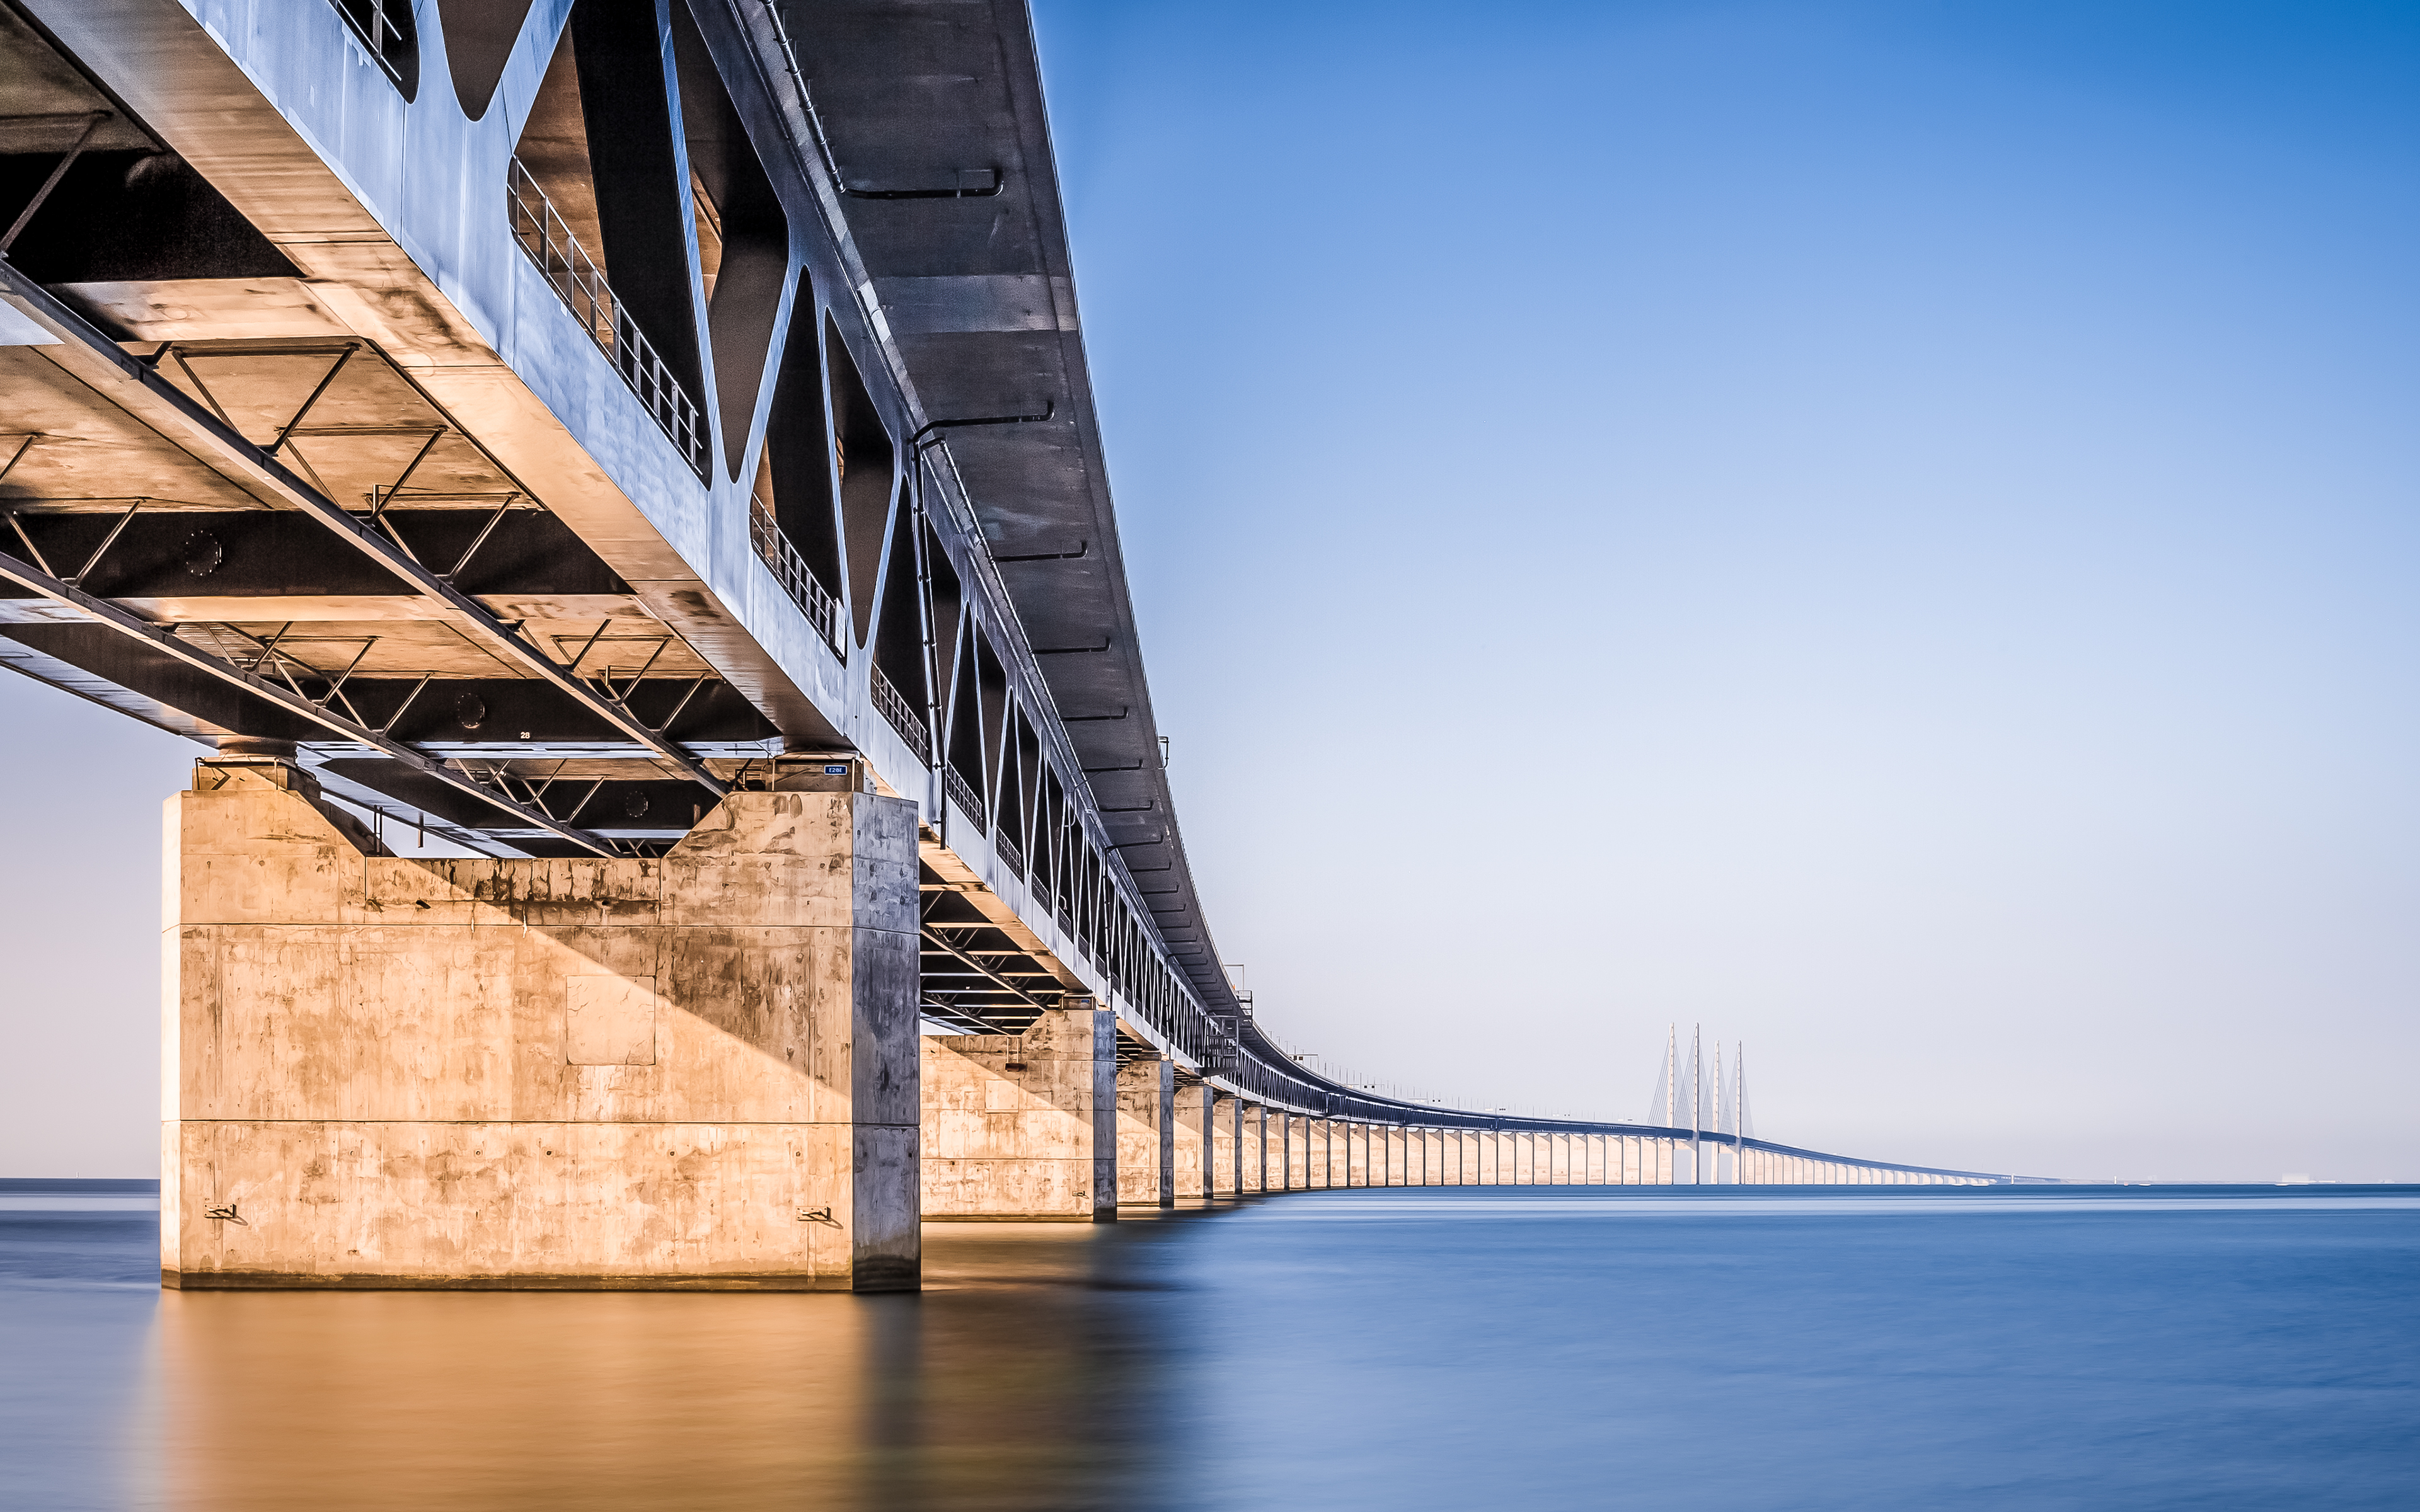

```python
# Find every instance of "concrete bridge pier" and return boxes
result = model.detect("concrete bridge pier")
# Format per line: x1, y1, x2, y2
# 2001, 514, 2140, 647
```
1117, 1056, 1176, 1209
1209, 1093, 1238, 1197
923, 1005, 1119, 1221
164, 759, 922, 1292
1174, 1080, 1210, 1200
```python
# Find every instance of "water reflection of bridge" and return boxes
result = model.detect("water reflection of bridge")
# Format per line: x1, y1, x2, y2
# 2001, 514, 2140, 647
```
0, 0, 2036, 1292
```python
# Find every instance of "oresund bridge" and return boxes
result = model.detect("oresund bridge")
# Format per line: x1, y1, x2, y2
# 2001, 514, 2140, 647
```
0, 0, 2037, 1291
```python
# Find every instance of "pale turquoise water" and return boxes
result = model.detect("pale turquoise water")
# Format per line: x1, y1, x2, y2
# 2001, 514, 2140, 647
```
4, 1185, 2415, 1509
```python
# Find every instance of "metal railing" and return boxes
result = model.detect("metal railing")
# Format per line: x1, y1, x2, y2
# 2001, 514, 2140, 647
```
943, 764, 986, 830
869, 663, 930, 762
748, 497, 846, 656
996, 831, 1025, 880
331, 0, 412, 87
506, 158, 707, 476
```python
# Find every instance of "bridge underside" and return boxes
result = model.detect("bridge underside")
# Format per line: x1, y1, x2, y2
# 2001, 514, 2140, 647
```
4, 0, 2039, 1293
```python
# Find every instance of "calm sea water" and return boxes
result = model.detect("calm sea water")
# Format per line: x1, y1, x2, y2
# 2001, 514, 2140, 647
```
4, 1184, 2415, 1511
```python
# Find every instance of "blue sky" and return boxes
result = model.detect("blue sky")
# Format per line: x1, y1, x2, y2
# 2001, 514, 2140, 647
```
5, 1, 2416, 1177
1030, 0, 2420, 1177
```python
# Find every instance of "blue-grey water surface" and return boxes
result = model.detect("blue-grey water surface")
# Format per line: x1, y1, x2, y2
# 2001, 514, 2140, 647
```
4, 1184, 2415, 1510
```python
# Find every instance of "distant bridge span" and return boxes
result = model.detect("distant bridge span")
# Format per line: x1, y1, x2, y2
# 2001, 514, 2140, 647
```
0, 0, 2034, 1290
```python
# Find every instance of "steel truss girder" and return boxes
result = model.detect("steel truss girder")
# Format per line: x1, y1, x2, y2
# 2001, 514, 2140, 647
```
0, 546, 621, 856
0, 265, 727, 798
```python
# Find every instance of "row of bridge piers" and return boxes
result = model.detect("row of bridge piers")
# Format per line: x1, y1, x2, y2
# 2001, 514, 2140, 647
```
926, 1013, 1975, 1215
160, 760, 1985, 1295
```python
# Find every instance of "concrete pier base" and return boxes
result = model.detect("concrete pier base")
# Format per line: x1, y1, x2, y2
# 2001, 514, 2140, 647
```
922, 1005, 1118, 1221
164, 760, 921, 1291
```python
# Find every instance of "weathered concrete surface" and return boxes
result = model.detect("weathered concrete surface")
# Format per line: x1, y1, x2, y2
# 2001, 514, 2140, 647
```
1173, 1080, 1209, 1200
1209, 1093, 1238, 1197
1347, 1123, 1370, 1188
921, 1005, 1116, 1220
1285, 1114, 1308, 1190
1116, 1056, 1173, 1208
163, 762, 920, 1291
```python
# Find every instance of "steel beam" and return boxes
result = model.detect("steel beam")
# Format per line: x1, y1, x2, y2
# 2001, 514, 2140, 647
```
0, 546, 620, 856
0, 264, 727, 797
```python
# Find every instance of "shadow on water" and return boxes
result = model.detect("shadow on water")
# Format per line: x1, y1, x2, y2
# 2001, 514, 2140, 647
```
8, 1186, 2420, 1511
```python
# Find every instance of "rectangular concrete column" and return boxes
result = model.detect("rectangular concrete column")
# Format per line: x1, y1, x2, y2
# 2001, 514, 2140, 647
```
1209, 1093, 1238, 1197
1173, 1079, 1209, 1200
1285, 1113, 1308, 1189
163, 764, 921, 1292
1245, 1105, 1266, 1193
924, 1004, 1117, 1221
1386, 1126, 1405, 1186
1347, 1124, 1370, 1188
1117, 1055, 1175, 1208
